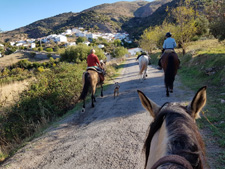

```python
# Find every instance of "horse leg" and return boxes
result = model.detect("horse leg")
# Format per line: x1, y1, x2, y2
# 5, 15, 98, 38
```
166, 87, 169, 97
101, 84, 103, 97
91, 94, 95, 107
144, 68, 147, 79
82, 100, 85, 112
170, 83, 174, 93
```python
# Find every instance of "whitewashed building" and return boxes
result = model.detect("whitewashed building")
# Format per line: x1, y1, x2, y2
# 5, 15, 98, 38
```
55, 35, 67, 43
10, 42, 15, 46
65, 29, 72, 35
84, 41, 90, 46
66, 42, 76, 47
98, 44, 105, 48
128, 48, 142, 56
31, 43, 36, 48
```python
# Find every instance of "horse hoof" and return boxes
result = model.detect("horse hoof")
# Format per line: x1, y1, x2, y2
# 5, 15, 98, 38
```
81, 108, 85, 113
92, 104, 95, 108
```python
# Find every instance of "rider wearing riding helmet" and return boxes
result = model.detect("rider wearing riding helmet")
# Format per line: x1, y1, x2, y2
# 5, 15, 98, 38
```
157, 32, 177, 70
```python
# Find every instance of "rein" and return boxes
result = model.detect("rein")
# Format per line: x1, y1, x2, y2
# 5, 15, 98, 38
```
151, 155, 193, 169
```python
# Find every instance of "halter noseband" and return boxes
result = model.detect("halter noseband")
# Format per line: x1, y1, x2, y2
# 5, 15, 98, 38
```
151, 155, 193, 169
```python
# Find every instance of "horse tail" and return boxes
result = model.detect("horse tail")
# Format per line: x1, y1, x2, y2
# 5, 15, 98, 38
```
80, 72, 90, 100
165, 54, 175, 88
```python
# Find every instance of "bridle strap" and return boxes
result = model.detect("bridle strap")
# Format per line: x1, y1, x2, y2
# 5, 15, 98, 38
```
151, 155, 193, 169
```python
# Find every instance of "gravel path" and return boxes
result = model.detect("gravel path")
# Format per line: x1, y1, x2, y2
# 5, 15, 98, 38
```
1, 57, 196, 169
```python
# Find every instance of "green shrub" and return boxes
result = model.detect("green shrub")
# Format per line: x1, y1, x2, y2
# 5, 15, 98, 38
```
47, 53, 52, 58
1, 68, 10, 76
112, 46, 128, 58
30, 52, 36, 57
38, 47, 43, 51
60, 44, 106, 63
0, 62, 85, 156
10, 68, 24, 75
33, 62, 41, 68
46, 48, 53, 53
37, 66, 45, 72
16, 59, 32, 69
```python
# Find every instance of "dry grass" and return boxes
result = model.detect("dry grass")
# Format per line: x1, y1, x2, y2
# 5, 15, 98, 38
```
0, 79, 32, 107
0, 51, 49, 69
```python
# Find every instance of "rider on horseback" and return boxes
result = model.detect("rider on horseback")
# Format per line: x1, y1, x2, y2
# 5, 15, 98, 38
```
136, 51, 151, 65
87, 49, 105, 83
136, 51, 147, 61
157, 32, 177, 70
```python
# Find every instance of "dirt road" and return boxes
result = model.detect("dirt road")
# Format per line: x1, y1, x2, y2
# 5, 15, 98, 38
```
1, 57, 196, 169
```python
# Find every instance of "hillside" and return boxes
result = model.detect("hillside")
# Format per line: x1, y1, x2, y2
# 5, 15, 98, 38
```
122, 0, 180, 38
0, 0, 172, 42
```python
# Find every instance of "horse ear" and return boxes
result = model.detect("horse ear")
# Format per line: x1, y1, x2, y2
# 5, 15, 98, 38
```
137, 90, 160, 118
187, 86, 207, 119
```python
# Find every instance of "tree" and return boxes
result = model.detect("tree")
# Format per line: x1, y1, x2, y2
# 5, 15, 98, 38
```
206, 0, 225, 41
113, 39, 121, 47
194, 15, 209, 36
60, 44, 106, 63
139, 22, 177, 53
112, 47, 128, 58
171, 0, 198, 54
76, 37, 87, 44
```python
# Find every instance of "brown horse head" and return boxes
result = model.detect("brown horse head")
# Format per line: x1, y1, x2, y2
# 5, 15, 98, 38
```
137, 86, 207, 169
161, 52, 179, 96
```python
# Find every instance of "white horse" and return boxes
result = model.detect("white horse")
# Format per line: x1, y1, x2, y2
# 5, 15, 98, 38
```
138, 55, 149, 81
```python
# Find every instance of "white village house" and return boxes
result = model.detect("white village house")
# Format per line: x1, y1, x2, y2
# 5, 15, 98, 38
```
128, 48, 142, 56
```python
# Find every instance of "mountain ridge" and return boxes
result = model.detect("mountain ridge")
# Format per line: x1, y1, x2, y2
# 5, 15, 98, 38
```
0, 0, 173, 42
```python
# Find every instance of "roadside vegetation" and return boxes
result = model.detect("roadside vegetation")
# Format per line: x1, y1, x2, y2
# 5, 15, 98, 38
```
0, 44, 126, 162
139, 0, 225, 167
0, 0, 224, 167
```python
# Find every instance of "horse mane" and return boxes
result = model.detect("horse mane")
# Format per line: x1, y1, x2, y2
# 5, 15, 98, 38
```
144, 105, 205, 169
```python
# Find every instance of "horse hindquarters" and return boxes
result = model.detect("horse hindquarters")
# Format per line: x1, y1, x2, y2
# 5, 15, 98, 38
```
139, 56, 148, 81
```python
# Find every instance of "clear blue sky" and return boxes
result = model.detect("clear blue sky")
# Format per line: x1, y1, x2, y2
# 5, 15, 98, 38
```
1, 0, 153, 32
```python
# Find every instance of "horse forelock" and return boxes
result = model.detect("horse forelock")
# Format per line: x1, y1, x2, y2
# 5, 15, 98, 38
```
145, 103, 205, 169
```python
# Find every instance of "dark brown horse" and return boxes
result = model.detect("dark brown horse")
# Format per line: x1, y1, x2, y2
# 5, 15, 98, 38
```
161, 51, 179, 96
79, 69, 104, 112
137, 86, 207, 169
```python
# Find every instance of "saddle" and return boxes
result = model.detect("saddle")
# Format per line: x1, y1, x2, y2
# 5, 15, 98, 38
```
86, 67, 105, 82
164, 49, 175, 53
87, 67, 102, 73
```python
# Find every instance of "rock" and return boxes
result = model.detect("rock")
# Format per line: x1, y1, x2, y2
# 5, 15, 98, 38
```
221, 99, 225, 104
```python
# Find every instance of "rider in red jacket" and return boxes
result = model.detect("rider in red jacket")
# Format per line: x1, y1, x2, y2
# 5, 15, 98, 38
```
87, 49, 104, 82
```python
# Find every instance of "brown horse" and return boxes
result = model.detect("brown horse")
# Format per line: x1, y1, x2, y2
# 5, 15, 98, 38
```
161, 52, 179, 96
79, 69, 104, 112
137, 86, 207, 169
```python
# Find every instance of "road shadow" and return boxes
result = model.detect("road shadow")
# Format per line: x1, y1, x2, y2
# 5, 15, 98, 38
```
71, 58, 194, 128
